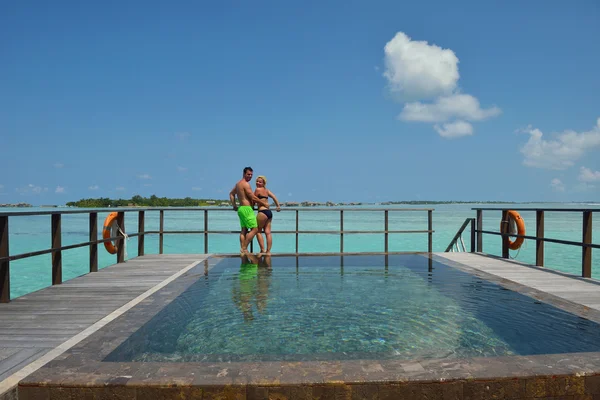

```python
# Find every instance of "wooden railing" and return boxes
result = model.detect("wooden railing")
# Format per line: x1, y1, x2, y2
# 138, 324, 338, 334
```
0, 207, 434, 302
472, 207, 599, 278
445, 218, 476, 252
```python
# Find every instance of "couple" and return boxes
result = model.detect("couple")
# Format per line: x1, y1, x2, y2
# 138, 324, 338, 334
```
229, 166, 281, 255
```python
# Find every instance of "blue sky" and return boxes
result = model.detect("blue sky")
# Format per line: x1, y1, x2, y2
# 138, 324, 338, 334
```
1, 0, 599, 204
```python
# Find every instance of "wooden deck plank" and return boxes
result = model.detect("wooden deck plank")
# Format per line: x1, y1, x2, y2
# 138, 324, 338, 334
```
435, 253, 600, 310
0, 254, 209, 397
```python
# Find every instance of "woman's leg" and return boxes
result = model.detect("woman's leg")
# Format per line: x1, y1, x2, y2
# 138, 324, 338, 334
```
265, 218, 273, 254
256, 212, 268, 253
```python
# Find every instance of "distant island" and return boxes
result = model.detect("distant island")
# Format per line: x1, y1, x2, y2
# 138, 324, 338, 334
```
64, 196, 524, 208
0, 203, 32, 208
66, 195, 231, 208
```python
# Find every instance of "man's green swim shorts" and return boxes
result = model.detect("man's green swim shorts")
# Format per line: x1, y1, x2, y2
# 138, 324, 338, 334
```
237, 205, 258, 229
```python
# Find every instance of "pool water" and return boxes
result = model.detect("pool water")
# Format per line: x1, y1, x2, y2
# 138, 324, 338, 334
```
106, 254, 600, 363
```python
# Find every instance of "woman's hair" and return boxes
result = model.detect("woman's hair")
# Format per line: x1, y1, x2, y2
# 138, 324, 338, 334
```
257, 175, 267, 186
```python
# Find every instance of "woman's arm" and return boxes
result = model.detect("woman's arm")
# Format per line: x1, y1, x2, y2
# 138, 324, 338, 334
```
268, 190, 281, 211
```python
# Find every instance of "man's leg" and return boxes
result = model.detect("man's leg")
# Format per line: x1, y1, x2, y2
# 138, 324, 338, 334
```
239, 228, 247, 253
243, 227, 260, 252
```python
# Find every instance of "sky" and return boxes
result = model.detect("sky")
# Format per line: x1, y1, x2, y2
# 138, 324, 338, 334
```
1, 0, 599, 205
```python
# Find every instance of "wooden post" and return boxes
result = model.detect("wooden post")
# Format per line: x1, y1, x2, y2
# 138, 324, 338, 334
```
204, 210, 208, 254
476, 209, 483, 252
582, 211, 592, 278
89, 212, 98, 272
0, 216, 9, 303
427, 210, 433, 253
470, 218, 476, 253
138, 211, 145, 257
159, 210, 164, 254
51, 213, 62, 285
340, 210, 344, 253
536, 210, 544, 267
501, 210, 509, 259
116, 212, 125, 263
295, 210, 299, 254
384, 210, 389, 253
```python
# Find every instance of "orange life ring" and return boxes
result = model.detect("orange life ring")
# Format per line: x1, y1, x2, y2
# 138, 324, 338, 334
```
103, 212, 119, 254
500, 210, 525, 250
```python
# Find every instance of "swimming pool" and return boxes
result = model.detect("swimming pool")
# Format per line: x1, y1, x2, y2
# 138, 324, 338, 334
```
105, 254, 600, 363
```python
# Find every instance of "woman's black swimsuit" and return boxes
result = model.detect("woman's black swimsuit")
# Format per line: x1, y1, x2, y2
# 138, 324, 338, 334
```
257, 194, 273, 219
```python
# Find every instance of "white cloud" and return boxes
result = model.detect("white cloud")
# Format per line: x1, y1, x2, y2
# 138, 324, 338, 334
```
550, 178, 565, 192
0, 184, 3, 189
383, 32, 459, 100
433, 120, 473, 138
143, 184, 152, 187
288, 192, 292, 197
54, 163, 64, 168
191, 187, 202, 191
177, 166, 188, 172
137, 174, 152, 180
579, 166, 600, 182
116, 186, 125, 191
400, 94, 501, 123
55, 186, 65, 194
89, 185, 99, 190
519, 118, 600, 170
382, 31, 500, 138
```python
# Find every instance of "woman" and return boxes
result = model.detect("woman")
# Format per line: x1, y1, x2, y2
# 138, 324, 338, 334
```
253, 175, 280, 254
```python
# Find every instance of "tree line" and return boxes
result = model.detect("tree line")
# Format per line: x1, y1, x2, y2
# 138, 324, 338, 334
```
65, 195, 229, 208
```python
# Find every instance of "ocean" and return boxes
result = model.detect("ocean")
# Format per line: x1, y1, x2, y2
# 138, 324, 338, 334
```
1, 203, 598, 299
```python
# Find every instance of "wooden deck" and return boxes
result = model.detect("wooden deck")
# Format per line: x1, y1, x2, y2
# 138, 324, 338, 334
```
0, 254, 210, 399
435, 252, 600, 310
2, 252, 600, 399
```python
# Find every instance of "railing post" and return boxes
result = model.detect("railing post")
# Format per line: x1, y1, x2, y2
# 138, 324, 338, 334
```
51, 213, 62, 285
159, 210, 164, 254
501, 210, 509, 259
536, 210, 544, 267
0, 216, 9, 303
427, 210, 433, 253
138, 211, 145, 257
476, 209, 483, 252
204, 210, 208, 254
340, 210, 344, 253
116, 212, 125, 263
470, 218, 475, 253
295, 210, 299, 254
89, 212, 98, 272
384, 210, 389, 253
582, 211, 592, 278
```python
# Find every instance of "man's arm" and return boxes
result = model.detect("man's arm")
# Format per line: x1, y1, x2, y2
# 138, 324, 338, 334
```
229, 186, 238, 210
268, 190, 281, 211
243, 183, 268, 208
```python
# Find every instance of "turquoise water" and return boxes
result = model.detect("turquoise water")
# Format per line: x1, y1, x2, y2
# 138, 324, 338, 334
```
1, 203, 599, 299
106, 255, 600, 362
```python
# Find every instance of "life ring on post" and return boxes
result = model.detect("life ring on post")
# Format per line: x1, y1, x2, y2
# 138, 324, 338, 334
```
500, 210, 525, 250
103, 212, 119, 254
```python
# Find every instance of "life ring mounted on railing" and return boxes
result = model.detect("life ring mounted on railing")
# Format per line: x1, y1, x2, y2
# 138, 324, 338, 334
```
103, 212, 119, 254
500, 210, 525, 250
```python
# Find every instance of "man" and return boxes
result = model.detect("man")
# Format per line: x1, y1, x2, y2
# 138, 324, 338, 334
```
229, 167, 268, 254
